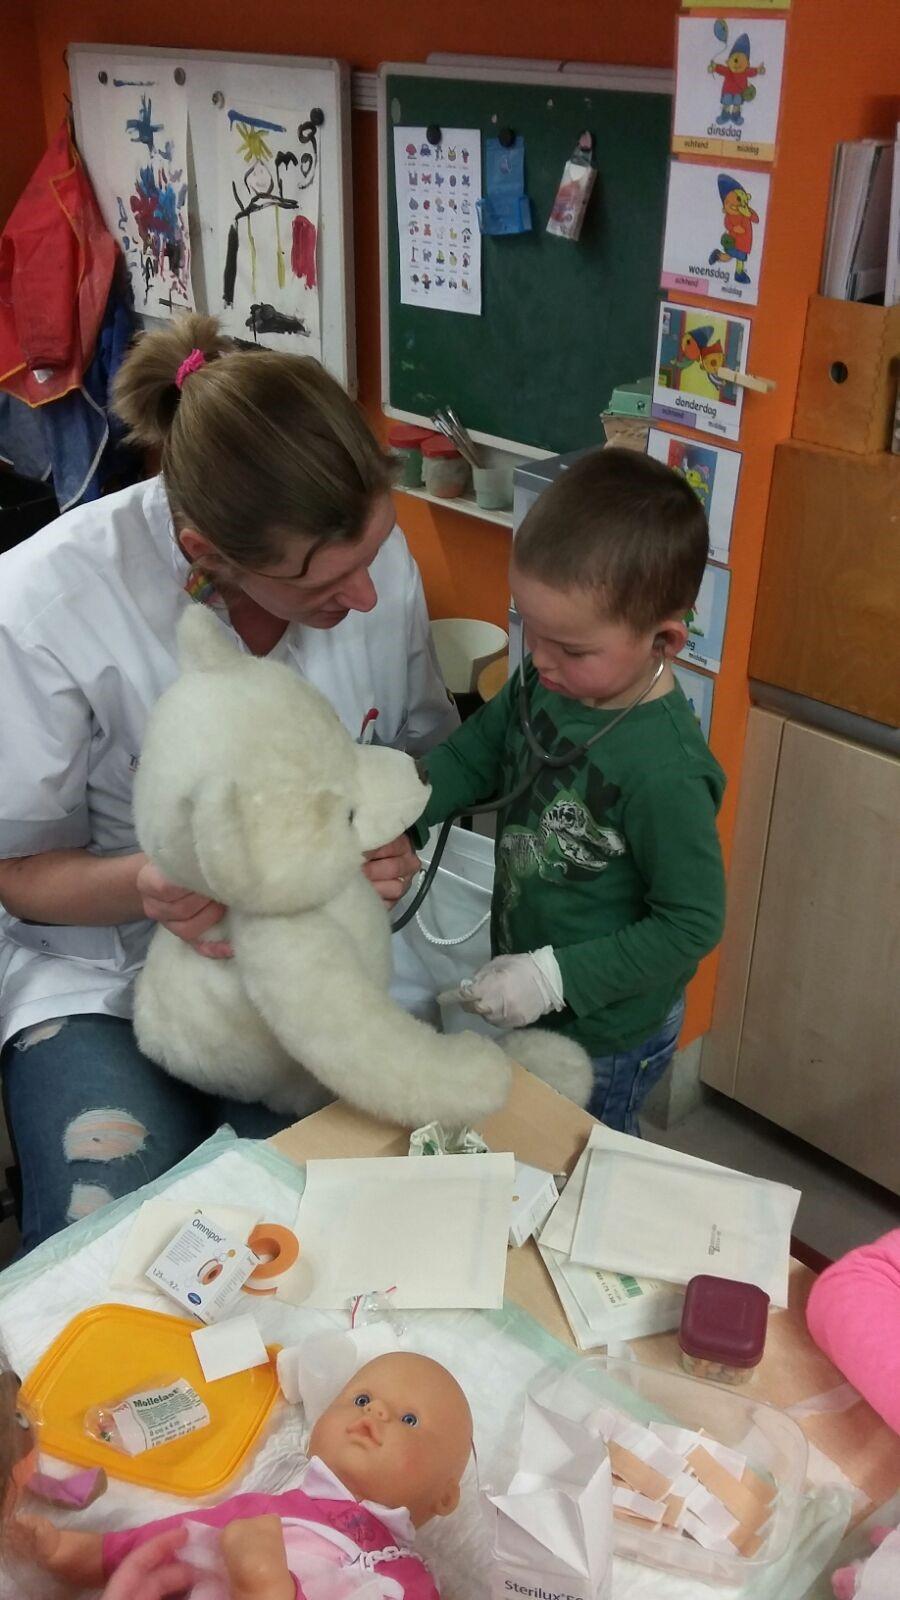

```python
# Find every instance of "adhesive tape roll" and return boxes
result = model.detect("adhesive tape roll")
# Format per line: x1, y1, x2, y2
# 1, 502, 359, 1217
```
244, 1224, 301, 1296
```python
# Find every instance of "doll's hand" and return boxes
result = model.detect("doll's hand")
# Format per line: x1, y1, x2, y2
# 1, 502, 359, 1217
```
363, 835, 421, 904
102, 1528, 194, 1600
137, 861, 233, 958
460, 949, 566, 1027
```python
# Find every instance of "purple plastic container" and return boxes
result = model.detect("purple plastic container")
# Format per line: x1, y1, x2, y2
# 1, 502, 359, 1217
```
679, 1274, 770, 1385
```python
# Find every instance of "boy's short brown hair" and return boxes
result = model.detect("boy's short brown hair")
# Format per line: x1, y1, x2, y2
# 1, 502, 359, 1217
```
512, 447, 709, 633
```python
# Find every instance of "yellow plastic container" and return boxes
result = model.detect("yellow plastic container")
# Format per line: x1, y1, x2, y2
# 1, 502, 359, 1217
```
22, 1304, 280, 1497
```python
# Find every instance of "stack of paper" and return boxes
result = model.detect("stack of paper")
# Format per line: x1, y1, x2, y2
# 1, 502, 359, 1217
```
821, 138, 895, 302
539, 1127, 800, 1348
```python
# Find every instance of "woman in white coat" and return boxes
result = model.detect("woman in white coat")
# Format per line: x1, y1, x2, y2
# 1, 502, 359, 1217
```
0, 315, 457, 1250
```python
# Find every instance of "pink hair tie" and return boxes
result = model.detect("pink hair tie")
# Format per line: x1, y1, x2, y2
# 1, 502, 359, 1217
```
175, 348, 206, 390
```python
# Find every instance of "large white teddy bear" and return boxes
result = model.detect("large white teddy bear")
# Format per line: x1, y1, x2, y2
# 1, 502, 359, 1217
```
132, 606, 514, 1129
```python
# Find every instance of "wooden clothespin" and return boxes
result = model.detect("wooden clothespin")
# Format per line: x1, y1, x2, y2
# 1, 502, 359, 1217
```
719, 367, 777, 394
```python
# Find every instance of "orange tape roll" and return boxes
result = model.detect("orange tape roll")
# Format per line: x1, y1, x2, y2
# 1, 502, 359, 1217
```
244, 1225, 301, 1297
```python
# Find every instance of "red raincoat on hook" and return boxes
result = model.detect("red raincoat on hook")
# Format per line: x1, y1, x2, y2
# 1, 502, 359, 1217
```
0, 119, 117, 408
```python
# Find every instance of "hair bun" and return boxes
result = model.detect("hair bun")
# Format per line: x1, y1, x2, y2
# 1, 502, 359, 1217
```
112, 314, 232, 448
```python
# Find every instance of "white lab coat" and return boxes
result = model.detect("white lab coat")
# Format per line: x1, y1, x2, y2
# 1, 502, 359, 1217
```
0, 475, 458, 1048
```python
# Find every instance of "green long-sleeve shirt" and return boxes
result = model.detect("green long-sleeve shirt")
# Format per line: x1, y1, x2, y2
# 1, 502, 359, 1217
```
414, 665, 726, 1056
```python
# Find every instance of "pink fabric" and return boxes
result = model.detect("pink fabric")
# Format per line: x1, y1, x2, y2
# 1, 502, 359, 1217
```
806, 1227, 900, 1437
102, 1477, 439, 1600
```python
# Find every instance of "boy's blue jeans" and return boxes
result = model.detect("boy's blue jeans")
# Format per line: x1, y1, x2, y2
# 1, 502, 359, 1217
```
1, 1014, 331, 1253
586, 995, 685, 1135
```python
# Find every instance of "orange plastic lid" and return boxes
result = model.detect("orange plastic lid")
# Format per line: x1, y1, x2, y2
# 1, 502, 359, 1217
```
22, 1304, 280, 1496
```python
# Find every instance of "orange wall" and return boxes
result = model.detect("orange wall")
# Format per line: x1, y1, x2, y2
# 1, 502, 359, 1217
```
0, 2, 46, 226
25, 0, 900, 1048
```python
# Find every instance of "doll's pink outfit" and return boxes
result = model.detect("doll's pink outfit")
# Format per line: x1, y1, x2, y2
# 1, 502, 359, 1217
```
102, 1457, 440, 1600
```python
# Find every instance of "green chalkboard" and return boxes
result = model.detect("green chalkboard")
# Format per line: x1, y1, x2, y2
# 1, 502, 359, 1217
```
383, 68, 672, 455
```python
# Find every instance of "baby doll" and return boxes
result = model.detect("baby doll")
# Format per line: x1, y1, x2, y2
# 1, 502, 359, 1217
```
0, 1364, 191, 1600
20, 1352, 473, 1600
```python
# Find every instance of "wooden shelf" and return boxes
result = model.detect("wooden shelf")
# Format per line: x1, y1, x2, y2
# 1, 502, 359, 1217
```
396, 484, 514, 530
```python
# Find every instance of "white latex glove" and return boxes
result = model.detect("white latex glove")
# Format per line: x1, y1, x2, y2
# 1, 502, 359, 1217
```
460, 948, 566, 1028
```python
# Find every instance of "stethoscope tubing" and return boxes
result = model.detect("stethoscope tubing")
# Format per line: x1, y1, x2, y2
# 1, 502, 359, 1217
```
391, 653, 666, 934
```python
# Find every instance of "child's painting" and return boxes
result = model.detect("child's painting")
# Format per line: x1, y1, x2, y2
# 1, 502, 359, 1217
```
652, 303, 750, 441
673, 663, 715, 740
646, 429, 741, 565
662, 161, 771, 307
102, 74, 193, 315
678, 563, 730, 675
217, 102, 322, 356
673, 17, 787, 164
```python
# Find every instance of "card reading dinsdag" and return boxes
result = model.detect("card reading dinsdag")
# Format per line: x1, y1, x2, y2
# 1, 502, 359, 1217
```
646, 428, 741, 565
673, 16, 787, 164
662, 161, 771, 308
652, 303, 751, 441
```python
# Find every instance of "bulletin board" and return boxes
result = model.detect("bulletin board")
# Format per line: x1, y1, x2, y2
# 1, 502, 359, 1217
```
378, 63, 673, 455
69, 42, 356, 391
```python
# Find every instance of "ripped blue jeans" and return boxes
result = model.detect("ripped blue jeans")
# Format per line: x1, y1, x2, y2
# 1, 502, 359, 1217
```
1, 1014, 331, 1252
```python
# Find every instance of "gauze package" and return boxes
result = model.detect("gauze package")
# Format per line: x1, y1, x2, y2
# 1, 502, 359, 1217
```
571, 1147, 799, 1308
484, 1397, 614, 1600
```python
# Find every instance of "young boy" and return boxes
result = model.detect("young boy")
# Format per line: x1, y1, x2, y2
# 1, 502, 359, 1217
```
414, 448, 726, 1133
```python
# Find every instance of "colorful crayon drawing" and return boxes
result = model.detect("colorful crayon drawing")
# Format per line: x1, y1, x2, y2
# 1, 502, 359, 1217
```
109, 86, 193, 315
707, 21, 766, 128
653, 302, 750, 439
709, 173, 760, 285
658, 307, 743, 404
672, 663, 715, 740
667, 439, 716, 514
677, 563, 730, 674
672, 17, 786, 164
218, 105, 321, 355
661, 161, 770, 308
646, 428, 741, 564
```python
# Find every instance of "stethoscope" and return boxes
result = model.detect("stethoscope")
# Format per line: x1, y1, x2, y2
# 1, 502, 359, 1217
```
391, 651, 667, 933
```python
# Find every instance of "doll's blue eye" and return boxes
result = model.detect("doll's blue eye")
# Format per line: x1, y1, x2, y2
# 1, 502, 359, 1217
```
401, 1412, 419, 1427
353, 1393, 371, 1407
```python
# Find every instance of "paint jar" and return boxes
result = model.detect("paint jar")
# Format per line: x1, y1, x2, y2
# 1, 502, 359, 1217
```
679, 1274, 770, 1386
421, 434, 470, 499
387, 423, 431, 489
472, 463, 514, 511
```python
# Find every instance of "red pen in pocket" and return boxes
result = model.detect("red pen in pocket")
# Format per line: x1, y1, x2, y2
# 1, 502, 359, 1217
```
358, 707, 379, 744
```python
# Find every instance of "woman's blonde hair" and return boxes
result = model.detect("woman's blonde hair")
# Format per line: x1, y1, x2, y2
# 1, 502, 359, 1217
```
112, 315, 393, 571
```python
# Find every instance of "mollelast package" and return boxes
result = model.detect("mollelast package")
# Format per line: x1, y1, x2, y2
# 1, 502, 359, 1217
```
484, 1397, 613, 1600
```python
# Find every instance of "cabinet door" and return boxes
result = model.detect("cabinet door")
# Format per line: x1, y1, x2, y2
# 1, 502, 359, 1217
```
736, 722, 900, 1192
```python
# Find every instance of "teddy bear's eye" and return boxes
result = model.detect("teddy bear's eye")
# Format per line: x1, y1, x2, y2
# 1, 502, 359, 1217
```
348, 809, 356, 826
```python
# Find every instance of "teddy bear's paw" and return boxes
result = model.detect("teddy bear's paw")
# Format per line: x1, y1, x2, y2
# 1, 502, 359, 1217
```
502, 1029, 593, 1108
421, 1033, 512, 1123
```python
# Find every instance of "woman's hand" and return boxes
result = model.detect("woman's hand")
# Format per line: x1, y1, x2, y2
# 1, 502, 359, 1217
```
137, 861, 232, 959
102, 1528, 195, 1600
363, 835, 421, 905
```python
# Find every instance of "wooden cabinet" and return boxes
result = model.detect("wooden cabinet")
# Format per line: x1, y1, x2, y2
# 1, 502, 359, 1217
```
703, 709, 900, 1193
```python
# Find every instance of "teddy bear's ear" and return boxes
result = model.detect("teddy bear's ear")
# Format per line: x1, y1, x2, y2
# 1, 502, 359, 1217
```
177, 606, 241, 674
353, 747, 431, 851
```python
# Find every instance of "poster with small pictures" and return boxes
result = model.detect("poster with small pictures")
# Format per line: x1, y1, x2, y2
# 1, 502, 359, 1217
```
394, 127, 483, 315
